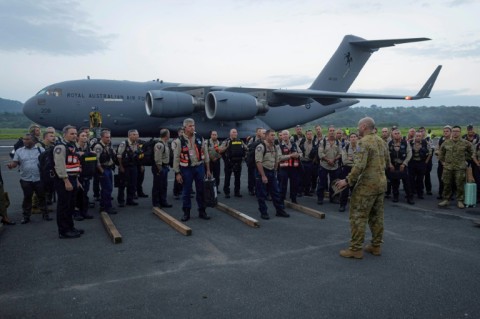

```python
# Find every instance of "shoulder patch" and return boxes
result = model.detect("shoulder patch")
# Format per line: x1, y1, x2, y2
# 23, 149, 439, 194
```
256, 145, 263, 152
55, 147, 62, 154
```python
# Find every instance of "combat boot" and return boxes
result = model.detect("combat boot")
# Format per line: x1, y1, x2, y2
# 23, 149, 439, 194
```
364, 244, 382, 256
457, 201, 465, 209
339, 248, 363, 259
438, 200, 449, 207
198, 209, 211, 220
181, 208, 190, 222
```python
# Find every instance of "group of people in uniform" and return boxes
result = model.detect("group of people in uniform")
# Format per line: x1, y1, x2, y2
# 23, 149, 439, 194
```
1, 118, 478, 259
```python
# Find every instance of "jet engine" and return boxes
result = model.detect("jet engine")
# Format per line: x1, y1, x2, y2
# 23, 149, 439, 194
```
145, 91, 195, 118
205, 91, 267, 121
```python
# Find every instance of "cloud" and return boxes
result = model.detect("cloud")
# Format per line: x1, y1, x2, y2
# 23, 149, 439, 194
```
0, 0, 114, 55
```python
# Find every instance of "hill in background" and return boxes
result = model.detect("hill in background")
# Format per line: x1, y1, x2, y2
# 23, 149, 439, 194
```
0, 98, 23, 113
0, 97, 479, 129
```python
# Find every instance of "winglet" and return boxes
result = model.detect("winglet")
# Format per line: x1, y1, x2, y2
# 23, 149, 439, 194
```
408, 65, 442, 100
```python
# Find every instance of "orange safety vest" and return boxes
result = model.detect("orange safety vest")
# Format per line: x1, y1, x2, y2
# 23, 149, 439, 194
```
279, 142, 299, 168
179, 135, 205, 167
65, 144, 81, 174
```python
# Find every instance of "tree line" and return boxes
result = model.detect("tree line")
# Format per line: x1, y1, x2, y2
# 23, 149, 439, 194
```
311, 106, 480, 128
0, 105, 479, 130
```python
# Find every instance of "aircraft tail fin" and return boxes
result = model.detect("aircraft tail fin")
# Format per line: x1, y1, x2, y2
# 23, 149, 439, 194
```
309, 35, 431, 92
411, 65, 442, 99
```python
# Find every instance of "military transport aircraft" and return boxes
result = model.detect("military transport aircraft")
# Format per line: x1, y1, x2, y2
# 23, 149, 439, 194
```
22, 35, 442, 138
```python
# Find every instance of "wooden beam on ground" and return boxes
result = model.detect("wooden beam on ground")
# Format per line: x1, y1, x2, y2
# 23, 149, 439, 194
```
215, 202, 260, 228
100, 212, 122, 244
152, 207, 192, 236
284, 200, 326, 219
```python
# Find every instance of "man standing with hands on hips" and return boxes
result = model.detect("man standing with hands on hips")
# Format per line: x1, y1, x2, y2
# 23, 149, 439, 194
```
335, 117, 389, 259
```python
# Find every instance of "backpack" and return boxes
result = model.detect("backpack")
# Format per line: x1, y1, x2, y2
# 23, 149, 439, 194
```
92, 142, 118, 166
9, 137, 24, 159
80, 151, 97, 178
138, 138, 158, 166
38, 147, 56, 185
246, 139, 266, 167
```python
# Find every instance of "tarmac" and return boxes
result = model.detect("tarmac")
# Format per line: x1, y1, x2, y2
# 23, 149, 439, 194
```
0, 140, 479, 319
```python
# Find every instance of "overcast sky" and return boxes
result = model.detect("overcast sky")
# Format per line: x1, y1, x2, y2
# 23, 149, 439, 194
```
0, 0, 478, 107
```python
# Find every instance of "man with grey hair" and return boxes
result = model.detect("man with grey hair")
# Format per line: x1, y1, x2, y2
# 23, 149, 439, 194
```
173, 118, 212, 221
336, 117, 389, 259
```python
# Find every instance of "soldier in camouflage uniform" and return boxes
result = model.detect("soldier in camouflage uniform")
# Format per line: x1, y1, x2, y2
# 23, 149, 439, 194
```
335, 117, 388, 259
438, 126, 473, 209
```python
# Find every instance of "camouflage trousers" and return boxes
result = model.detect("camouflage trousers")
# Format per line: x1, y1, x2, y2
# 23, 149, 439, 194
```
442, 169, 466, 201
349, 192, 384, 251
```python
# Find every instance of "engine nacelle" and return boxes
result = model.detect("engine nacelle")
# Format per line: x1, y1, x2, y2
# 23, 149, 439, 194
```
145, 90, 194, 118
205, 91, 267, 121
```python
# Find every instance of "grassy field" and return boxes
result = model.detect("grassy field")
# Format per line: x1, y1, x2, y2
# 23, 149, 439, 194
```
290, 126, 447, 139
0, 128, 29, 139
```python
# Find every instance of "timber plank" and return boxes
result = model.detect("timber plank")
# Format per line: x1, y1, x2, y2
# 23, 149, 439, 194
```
215, 202, 260, 228
152, 207, 192, 236
100, 212, 122, 244
284, 200, 326, 219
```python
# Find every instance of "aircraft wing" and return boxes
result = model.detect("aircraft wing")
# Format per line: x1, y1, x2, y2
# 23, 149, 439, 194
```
273, 65, 442, 102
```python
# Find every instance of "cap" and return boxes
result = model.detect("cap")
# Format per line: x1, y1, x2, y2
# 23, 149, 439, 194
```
443, 125, 452, 130
467, 124, 474, 130
296, 125, 302, 128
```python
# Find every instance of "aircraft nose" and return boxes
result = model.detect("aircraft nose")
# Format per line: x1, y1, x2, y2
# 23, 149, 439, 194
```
23, 96, 38, 121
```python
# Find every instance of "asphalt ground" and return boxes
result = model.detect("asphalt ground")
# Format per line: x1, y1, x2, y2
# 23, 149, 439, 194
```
0, 140, 479, 319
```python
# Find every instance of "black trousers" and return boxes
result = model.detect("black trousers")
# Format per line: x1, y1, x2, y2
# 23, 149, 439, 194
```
55, 176, 77, 234
409, 161, 426, 196
210, 159, 221, 189
118, 165, 138, 204
20, 179, 47, 218
388, 167, 413, 198
224, 161, 242, 195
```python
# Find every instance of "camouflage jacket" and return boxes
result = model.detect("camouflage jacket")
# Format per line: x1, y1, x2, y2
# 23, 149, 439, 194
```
439, 138, 472, 170
347, 133, 388, 195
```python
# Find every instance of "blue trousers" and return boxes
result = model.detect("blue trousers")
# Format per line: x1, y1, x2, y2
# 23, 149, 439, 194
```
278, 167, 299, 201
255, 169, 284, 214
316, 166, 339, 201
100, 168, 113, 211
180, 165, 206, 211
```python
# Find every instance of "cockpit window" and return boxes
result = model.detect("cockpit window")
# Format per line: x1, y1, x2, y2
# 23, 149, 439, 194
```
37, 88, 62, 97
47, 88, 62, 97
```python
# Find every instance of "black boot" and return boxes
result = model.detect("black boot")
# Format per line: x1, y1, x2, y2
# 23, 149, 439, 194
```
199, 209, 211, 220
181, 208, 190, 222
